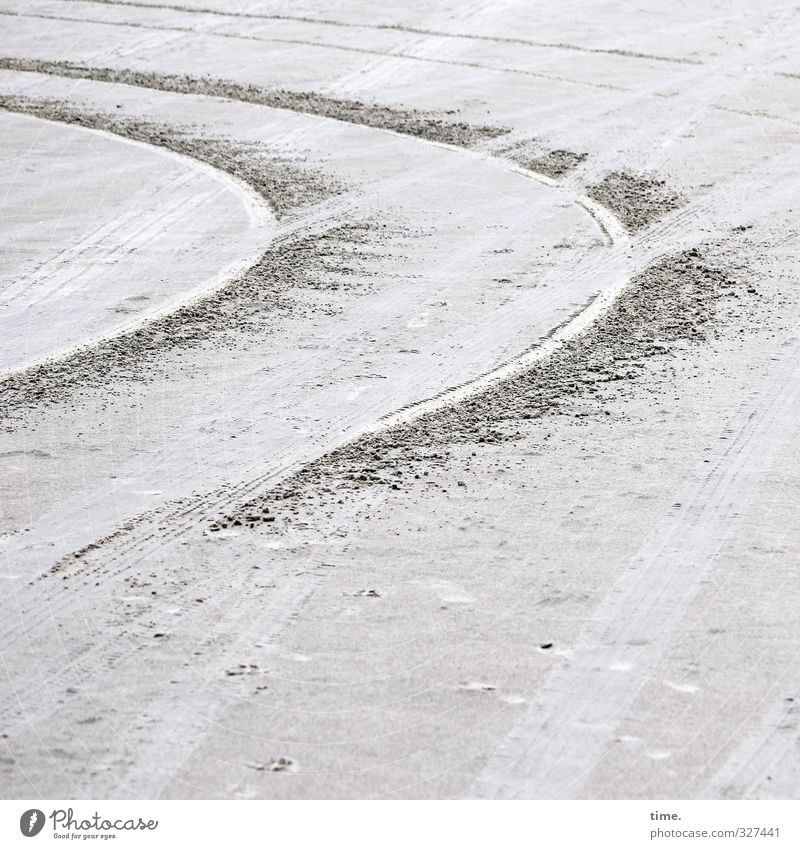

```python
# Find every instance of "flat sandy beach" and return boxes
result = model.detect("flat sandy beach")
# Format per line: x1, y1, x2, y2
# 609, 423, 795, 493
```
1, 0, 799, 799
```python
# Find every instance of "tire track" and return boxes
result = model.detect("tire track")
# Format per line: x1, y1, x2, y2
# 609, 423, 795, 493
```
470, 333, 800, 799
0, 77, 630, 659
2, 58, 767, 608
14, 244, 624, 634
0, 112, 275, 379
0, 9, 628, 93
0, 36, 755, 741
52, 0, 703, 66
0, 70, 613, 410
10, 225, 744, 661
0, 93, 358, 420
0, 235, 758, 785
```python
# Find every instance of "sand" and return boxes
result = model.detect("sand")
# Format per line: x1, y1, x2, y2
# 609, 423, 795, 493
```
1, 0, 799, 800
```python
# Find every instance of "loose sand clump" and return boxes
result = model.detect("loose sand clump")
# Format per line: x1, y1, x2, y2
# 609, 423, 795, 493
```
0, 58, 508, 148
586, 170, 686, 230
218, 242, 757, 529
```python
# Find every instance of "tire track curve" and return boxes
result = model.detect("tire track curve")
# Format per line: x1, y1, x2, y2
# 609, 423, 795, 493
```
0, 10, 628, 93
0, 112, 276, 381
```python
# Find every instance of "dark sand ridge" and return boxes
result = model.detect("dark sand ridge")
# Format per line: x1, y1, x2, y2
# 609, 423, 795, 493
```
49, 238, 762, 574
0, 97, 392, 424
526, 150, 589, 180
54, 0, 704, 65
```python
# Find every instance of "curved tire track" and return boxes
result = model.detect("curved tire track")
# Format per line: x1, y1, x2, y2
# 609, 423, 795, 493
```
0, 10, 627, 93
0, 111, 275, 381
